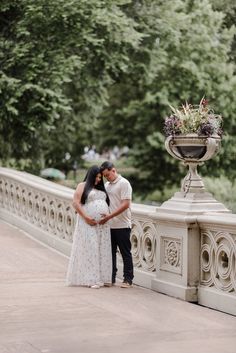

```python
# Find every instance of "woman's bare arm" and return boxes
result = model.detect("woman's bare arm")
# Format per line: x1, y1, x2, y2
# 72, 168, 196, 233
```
72, 183, 97, 226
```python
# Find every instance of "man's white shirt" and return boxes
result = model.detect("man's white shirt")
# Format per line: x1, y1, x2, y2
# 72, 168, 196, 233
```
105, 175, 132, 229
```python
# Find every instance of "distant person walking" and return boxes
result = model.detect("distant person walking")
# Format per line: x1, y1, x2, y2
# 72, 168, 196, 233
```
99, 161, 133, 288
66, 165, 112, 289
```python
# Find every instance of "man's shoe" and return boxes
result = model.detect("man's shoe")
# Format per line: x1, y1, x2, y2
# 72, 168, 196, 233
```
120, 281, 132, 288
104, 283, 113, 287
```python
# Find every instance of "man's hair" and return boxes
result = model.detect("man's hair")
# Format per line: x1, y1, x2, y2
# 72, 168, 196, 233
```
100, 161, 115, 172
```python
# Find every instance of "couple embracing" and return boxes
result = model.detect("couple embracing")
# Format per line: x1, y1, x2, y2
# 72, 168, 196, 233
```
66, 161, 134, 289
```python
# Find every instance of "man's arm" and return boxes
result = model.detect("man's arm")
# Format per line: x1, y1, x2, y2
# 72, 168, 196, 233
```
99, 199, 130, 225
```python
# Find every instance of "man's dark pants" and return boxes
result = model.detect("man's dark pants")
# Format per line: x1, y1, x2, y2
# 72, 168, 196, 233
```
110, 228, 134, 284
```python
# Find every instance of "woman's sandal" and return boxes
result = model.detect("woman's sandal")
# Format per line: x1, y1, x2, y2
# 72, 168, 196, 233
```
90, 284, 100, 289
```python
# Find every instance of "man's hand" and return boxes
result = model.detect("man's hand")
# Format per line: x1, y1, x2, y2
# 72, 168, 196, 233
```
99, 214, 111, 225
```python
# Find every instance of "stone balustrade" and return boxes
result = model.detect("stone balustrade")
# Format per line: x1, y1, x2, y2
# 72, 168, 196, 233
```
1, 167, 236, 315
0, 168, 157, 285
0, 168, 75, 254
197, 214, 236, 314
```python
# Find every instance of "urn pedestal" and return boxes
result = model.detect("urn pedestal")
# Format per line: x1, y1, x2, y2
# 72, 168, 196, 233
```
152, 134, 230, 301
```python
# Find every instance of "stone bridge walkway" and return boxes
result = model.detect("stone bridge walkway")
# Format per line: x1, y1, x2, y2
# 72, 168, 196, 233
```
0, 220, 236, 353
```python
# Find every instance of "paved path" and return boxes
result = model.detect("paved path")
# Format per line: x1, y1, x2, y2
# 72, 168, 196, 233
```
0, 220, 236, 353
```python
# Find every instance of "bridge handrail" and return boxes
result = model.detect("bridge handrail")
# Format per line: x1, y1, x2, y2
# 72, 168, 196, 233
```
1, 167, 236, 314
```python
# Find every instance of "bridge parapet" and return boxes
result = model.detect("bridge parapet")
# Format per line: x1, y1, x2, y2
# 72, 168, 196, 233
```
1, 167, 236, 315
0, 168, 158, 284
197, 214, 236, 314
0, 168, 76, 254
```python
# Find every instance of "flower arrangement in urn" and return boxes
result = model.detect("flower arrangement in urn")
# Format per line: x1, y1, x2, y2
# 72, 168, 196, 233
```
163, 98, 223, 138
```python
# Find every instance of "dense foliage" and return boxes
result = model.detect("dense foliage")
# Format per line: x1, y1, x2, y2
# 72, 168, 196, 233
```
0, 0, 143, 170
1, 0, 236, 197
96, 0, 236, 194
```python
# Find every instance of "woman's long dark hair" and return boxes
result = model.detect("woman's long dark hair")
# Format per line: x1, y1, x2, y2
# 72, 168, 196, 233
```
81, 165, 110, 205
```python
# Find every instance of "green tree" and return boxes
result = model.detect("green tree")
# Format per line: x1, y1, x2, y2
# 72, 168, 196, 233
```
0, 0, 143, 171
96, 0, 236, 196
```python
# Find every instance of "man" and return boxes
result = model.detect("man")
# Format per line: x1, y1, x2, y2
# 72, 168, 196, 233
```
99, 161, 133, 288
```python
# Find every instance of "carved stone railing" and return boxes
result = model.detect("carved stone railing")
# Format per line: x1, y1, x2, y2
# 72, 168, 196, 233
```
200, 229, 236, 293
127, 203, 158, 287
197, 214, 236, 315
1, 167, 236, 315
0, 168, 158, 286
0, 168, 75, 254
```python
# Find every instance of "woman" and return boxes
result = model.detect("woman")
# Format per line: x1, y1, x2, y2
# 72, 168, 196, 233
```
66, 165, 112, 288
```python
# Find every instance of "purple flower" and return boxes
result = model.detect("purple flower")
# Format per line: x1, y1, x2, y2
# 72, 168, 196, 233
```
198, 122, 214, 136
163, 115, 181, 136
163, 98, 223, 137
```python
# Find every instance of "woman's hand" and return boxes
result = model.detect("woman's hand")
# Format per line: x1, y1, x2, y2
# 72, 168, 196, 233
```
84, 216, 97, 226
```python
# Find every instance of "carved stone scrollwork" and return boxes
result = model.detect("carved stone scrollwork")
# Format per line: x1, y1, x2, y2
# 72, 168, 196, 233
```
165, 241, 180, 267
130, 220, 142, 268
140, 222, 156, 271
4, 180, 10, 210
41, 196, 49, 229
34, 194, 41, 226
0, 171, 159, 275
201, 230, 236, 293
9, 183, 16, 210
165, 134, 221, 194
64, 206, 75, 242
26, 189, 33, 221
0, 175, 75, 242
20, 189, 27, 217
15, 184, 22, 214
160, 237, 182, 274
56, 203, 65, 237
130, 219, 157, 272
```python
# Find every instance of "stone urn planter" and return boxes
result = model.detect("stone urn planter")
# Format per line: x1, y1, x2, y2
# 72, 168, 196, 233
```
153, 100, 228, 303
165, 133, 221, 194
163, 98, 223, 196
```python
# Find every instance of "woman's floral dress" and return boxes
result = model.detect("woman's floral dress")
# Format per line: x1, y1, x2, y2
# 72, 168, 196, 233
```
66, 189, 112, 286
